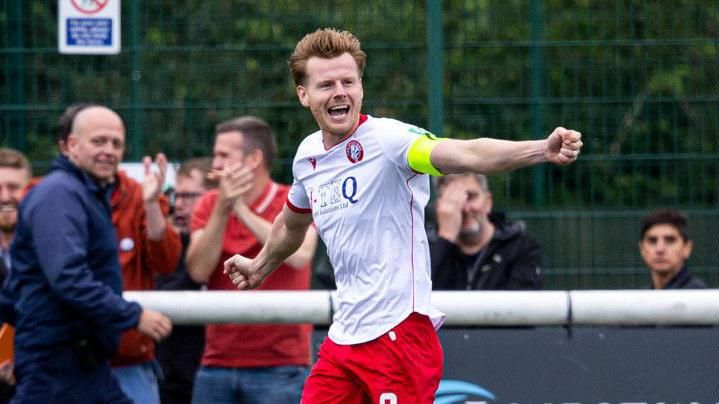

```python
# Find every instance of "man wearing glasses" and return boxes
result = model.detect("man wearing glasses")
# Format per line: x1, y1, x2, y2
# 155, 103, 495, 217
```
155, 157, 216, 404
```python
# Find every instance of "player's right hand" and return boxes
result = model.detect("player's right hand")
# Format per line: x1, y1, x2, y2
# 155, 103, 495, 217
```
224, 254, 258, 290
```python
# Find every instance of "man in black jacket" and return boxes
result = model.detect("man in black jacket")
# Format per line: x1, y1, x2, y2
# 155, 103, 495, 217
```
429, 173, 542, 290
155, 157, 215, 404
639, 209, 706, 289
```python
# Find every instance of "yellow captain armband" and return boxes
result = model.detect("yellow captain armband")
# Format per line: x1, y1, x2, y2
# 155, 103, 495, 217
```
407, 133, 446, 176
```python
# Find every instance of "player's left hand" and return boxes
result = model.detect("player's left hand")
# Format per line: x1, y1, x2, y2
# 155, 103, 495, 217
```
545, 127, 582, 165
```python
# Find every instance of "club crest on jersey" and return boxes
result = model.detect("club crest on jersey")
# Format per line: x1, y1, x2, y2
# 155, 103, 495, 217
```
345, 140, 364, 163
308, 157, 317, 170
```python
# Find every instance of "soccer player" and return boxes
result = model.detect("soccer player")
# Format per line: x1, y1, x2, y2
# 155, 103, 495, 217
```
225, 28, 583, 403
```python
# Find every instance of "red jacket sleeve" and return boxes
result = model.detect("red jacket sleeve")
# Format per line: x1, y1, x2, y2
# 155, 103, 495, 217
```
142, 194, 181, 276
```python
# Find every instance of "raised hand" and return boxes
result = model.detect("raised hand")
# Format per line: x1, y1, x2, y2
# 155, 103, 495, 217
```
434, 179, 468, 242
545, 127, 583, 165
142, 153, 168, 203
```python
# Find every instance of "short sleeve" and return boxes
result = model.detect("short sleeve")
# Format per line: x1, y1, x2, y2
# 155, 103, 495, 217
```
190, 190, 216, 231
286, 177, 311, 213
374, 119, 443, 175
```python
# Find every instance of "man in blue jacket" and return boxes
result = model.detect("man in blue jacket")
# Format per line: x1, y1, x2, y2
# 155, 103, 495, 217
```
1, 105, 172, 403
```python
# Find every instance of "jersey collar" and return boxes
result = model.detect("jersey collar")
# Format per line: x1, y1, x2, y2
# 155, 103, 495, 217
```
324, 113, 368, 151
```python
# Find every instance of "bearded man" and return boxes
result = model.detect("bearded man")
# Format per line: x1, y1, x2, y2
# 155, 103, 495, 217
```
0, 148, 31, 285
429, 173, 543, 290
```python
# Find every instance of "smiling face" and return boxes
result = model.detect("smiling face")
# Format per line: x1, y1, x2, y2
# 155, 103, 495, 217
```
639, 224, 692, 276
0, 166, 29, 234
296, 53, 364, 146
66, 106, 125, 186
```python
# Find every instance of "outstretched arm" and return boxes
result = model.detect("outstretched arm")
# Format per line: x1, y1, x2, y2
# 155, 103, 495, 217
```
431, 127, 582, 175
225, 205, 313, 289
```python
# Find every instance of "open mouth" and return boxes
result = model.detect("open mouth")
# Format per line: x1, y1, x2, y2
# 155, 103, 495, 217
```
173, 216, 187, 227
0, 203, 17, 213
328, 105, 350, 118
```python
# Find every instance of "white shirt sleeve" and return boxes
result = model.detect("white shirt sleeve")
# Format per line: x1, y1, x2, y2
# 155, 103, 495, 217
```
373, 118, 433, 170
287, 176, 311, 211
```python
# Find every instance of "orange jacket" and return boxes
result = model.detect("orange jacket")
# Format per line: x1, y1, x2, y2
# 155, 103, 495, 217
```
110, 170, 181, 367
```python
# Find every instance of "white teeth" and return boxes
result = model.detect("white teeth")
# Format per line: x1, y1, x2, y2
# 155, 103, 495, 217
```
328, 105, 350, 116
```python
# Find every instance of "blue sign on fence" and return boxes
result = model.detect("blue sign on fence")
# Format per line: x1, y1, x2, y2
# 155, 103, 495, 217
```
66, 18, 112, 46
58, 0, 120, 54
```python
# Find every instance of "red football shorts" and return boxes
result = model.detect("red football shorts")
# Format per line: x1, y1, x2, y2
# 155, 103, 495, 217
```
301, 312, 444, 404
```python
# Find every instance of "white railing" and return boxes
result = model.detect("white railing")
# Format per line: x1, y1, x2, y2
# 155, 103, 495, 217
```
124, 290, 719, 326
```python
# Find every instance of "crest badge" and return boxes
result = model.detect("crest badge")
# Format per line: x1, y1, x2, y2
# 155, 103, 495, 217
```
345, 140, 364, 163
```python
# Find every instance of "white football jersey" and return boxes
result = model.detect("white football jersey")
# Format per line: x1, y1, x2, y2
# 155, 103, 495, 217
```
287, 115, 445, 345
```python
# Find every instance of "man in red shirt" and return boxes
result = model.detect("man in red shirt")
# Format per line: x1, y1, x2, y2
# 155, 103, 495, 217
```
186, 116, 318, 403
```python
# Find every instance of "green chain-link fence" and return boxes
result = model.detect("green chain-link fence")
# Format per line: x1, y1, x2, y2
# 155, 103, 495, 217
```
2, 0, 718, 288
